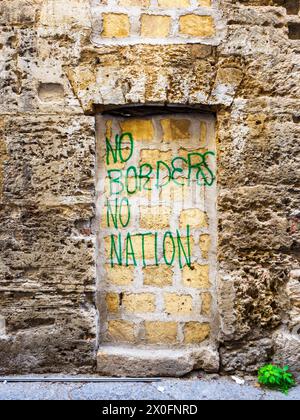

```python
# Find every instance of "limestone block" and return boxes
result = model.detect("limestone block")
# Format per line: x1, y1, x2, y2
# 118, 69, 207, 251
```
184, 322, 210, 344
120, 120, 154, 141
140, 149, 172, 167
201, 292, 212, 316
97, 346, 219, 377
158, 0, 190, 7
141, 15, 171, 38
122, 293, 156, 313
182, 264, 210, 288
105, 265, 134, 286
143, 265, 173, 287
198, 0, 211, 6
274, 331, 300, 380
180, 209, 208, 228
140, 206, 171, 229
164, 293, 193, 315
179, 15, 215, 38
107, 320, 135, 343
144, 321, 178, 344
199, 234, 211, 259
102, 13, 130, 38
106, 293, 120, 313
161, 119, 191, 142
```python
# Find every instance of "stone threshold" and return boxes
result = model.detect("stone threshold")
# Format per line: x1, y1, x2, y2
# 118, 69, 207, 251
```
97, 345, 219, 377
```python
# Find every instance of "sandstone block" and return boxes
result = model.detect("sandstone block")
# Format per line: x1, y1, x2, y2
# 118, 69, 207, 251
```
182, 264, 210, 288
123, 293, 156, 313
161, 119, 191, 142
105, 265, 134, 286
198, 0, 211, 6
179, 15, 215, 38
158, 0, 190, 7
120, 120, 154, 141
102, 13, 130, 38
145, 321, 178, 343
164, 293, 193, 315
140, 149, 172, 167
141, 15, 171, 38
200, 121, 207, 144
184, 322, 210, 344
201, 292, 212, 316
163, 235, 195, 263
127, 235, 156, 261
107, 320, 135, 343
40, 0, 91, 28
180, 209, 208, 228
140, 206, 171, 229
97, 346, 219, 377
143, 265, 173, 287
106, 293, 120, 313
199, 234, 211, 259
105, 236, 118, 260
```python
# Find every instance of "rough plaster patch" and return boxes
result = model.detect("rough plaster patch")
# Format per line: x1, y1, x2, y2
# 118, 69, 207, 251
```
40, 0, 91, 28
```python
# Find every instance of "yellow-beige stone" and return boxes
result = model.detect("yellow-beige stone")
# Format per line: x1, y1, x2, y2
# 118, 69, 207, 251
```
200, 121, 207, 145
184, 322, 210, 344
158, 0, 190, 7
199, 234, 211, 259
179, 15, 215, 38
140, 205, 171, 229
125, 235, 156, 262
105, 265, 134, 286
140, 149, 172, 167
101, 202, 131, 228
164, 293, 193, 315
179, 148, 207, 161
123, 293, 156, 313
143, 265, 173, 287
161, 119, 191, 142
145, 321, 178, 344
201, 292, 212, 316
180, 209, 208, 228
120, 119, 154, 141
141, 15, 171, 38
182, 264, 210, 288
164, 235, 195, 262
198, 0, 211, 6
107, 320, 135, 343
105, 236, 118, 260
102, 13, 130, 38
106, 293, 120, 313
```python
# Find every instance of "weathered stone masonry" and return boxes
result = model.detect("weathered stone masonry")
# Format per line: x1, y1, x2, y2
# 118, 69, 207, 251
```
0, 0, 299, 377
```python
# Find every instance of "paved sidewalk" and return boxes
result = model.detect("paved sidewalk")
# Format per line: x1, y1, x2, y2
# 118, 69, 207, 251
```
0, 375, 299, 400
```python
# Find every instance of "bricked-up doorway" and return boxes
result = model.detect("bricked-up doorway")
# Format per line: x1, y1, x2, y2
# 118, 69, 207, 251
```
95, 110, 219, 376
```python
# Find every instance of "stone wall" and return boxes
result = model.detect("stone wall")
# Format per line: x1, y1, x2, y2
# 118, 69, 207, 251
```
0, 0, 299, 377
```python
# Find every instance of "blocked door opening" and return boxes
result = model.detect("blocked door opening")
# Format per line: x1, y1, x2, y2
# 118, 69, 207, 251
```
95, 111, 218, 376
